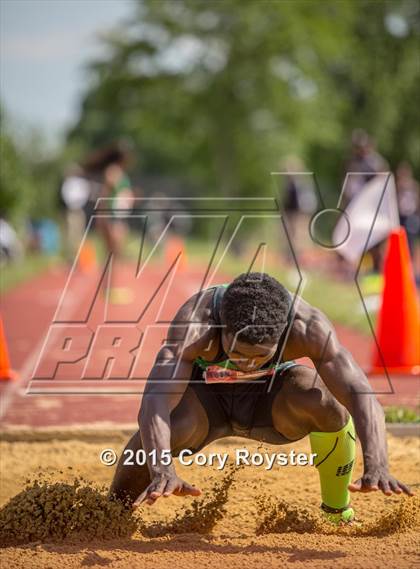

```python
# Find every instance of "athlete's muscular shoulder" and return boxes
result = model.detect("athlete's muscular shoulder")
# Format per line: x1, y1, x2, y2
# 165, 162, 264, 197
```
284, 296, 340, 361
164, 288, 219, 362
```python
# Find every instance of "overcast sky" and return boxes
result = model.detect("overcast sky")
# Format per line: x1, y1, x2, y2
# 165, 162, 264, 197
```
0, 0, 132, 143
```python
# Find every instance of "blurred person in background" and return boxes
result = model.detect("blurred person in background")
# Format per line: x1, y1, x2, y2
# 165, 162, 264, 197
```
27, 218, 61, 256
342, 130, 389, 274
144, 192, 192, 269
82, 141, 135, 303
145, 192, 192, 243
60, 164, 91, 264
395, 162, 419, 256
281, 156, 317, 260
344, 129, 389, 204
0, 213, 23, 266
395, 162, 420, 284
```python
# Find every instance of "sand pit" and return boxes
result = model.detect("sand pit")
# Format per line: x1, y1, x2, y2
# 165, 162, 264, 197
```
0, 478, 137, 546
0, 433, 419, 568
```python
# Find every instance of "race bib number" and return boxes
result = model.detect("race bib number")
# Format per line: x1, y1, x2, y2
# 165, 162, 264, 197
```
203, 365, 275, 384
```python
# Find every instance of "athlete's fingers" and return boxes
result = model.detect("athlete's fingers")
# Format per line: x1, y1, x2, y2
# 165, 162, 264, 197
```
162, 478, 181, 497
388, 479, 402, 494
348, 479, 362, 492
145, 492, 162, 505
148, 479, 167, 501
148, 479, 166, 495
182, 482, 201, 496
134, 482, 160, 507
133, 487, 151, 507
348, 478, 378, 492
378, 479, 392, 496
362, 484, 379, 492
133, 479, 165, 508
361, 474, 379, 492
172, 482, 201, 497
349, 477, 379, 492
396, 480, 414, 496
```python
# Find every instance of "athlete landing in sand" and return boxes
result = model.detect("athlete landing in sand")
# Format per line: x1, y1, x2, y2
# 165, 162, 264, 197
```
110, 272, 413, 523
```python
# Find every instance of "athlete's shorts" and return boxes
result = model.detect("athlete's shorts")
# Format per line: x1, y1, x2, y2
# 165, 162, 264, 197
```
188, 361, 298, 450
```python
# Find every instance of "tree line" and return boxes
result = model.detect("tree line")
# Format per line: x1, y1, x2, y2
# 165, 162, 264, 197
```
2, 0, 419, 225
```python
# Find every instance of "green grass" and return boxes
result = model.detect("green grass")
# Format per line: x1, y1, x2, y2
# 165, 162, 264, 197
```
384, 406, 420, 424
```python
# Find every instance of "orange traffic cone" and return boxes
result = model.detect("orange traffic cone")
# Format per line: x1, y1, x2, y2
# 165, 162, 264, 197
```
78, 240, 97, 273
165, 235, 187, 272
370, 228, 420, 375
0, 317, 17, 381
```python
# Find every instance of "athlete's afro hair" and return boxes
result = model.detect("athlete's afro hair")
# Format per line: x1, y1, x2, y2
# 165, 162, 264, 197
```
221, 272, 291, 344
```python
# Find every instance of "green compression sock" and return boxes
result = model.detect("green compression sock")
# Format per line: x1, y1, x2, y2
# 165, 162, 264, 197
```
309, 417, 356, 515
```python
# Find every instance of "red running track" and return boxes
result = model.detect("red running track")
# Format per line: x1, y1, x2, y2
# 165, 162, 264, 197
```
0, 263, 418, 429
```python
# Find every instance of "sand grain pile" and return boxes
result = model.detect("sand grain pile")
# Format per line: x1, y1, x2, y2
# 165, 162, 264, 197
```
144, 464, 239, 536
256, 496, 323, 534
0, 478, 136, 547
256, 494, 420, 536
362, 495, 420, 536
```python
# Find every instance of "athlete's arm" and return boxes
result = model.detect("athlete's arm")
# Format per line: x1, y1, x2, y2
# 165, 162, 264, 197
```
134, 299, 205, 508
297, 307, 412, 497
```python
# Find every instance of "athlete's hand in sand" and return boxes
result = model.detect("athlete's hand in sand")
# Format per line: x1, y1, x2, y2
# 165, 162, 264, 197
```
133, 473, 201, 507
349, 468, 413, 496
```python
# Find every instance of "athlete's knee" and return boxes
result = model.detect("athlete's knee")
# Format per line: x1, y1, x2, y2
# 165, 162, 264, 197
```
284, 365, 348, 432
283, 365, 321, 407
170, 390, 210, 449
172, 412, 208, 448
311, 394, 349, 432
